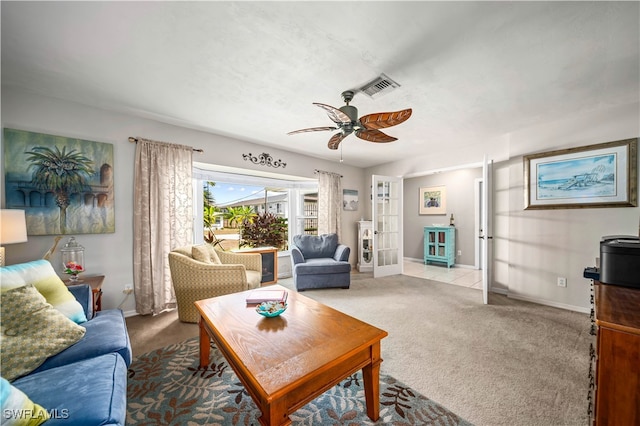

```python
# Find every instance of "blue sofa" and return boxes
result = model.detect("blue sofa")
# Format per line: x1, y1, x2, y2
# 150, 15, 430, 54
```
290, 233, 351, 291
11, 283, 131, 425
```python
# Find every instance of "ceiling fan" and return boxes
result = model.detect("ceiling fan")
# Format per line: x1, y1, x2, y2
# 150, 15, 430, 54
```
287, 90, 412, 150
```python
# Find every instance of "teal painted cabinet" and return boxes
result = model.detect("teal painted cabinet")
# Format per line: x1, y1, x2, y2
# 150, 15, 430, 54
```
424, 226, 456, 268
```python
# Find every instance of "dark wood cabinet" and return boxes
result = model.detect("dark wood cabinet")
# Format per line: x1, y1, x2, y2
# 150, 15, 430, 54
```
592, 282, 640, 425
234, 247, 278, 285
63, 274, 104, 312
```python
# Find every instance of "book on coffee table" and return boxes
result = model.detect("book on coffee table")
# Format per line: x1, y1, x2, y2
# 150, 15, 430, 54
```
245, 289, 288, 305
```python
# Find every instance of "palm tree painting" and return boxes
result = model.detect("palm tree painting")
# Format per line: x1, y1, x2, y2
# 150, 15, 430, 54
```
25, 146, 94, 234
3, 128, 115, 235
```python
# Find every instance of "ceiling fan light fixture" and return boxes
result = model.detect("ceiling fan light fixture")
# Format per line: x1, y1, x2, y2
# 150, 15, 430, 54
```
339, 104, 358, 122
287, 85, 411, 150
358, 73, 401, 99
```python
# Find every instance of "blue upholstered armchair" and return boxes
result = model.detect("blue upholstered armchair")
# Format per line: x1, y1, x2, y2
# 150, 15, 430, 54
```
290, 233, 351, 291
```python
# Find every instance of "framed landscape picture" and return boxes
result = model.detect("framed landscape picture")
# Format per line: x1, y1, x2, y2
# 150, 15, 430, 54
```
3, 128, 115, 235
523, 138, 637, 209
343, 189, 358, 211
419, 186, 446, 215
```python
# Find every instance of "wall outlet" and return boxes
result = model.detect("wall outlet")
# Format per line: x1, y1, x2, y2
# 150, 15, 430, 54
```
557, 277, 567, 287
457, 250, 462, 256
123, 285, 134, 294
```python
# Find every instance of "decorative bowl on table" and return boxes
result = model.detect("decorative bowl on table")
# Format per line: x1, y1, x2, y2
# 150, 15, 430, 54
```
256, 301, 287, 318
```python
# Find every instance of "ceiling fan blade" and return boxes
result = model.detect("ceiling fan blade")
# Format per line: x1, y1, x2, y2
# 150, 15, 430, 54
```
359, 108, 412, 130
328, 132, 348, 150
356, 129, 397, 143
313, 103, 351, 125
287, 126, 338, 135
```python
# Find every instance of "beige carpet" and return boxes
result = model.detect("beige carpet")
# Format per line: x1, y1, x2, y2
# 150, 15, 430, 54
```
126, 274, 590, 426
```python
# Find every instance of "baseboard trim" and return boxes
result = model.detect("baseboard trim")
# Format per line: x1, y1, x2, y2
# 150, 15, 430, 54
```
118, 290, 587, 317
404, 257, 588, 313
507, 293, 590, 314
403, 257, 476, 270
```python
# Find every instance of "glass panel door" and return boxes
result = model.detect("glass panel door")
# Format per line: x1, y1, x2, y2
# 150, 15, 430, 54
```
372, 175, 403, 277
481, 155, 494, 304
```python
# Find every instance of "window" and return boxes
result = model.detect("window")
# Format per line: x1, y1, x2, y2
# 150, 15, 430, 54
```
193, 165, 317, 252
297, 190, 318, 235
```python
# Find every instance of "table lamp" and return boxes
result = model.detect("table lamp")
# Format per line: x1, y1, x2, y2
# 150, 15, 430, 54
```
0, 209, 28, 266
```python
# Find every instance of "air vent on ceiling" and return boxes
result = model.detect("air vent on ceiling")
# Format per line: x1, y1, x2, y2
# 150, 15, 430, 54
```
358, 73, 400, 99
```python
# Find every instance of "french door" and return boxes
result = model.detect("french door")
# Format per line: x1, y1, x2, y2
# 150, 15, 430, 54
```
480, 156, 493, 304
372, 175, 403, 278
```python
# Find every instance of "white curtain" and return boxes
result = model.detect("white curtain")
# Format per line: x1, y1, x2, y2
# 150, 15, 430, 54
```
317, 170, 342, 240
133, 138, 193, 316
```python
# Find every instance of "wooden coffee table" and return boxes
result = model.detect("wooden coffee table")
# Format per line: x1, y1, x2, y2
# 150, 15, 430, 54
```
195, 284, 388, 426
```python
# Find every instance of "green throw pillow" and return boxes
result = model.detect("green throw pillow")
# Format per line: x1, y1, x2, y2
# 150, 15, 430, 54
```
0, 377, 49, 425
0, 259, 87, 324
0, 285, 86, 382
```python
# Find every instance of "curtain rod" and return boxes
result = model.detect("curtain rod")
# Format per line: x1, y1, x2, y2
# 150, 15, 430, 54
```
128, 137, 204, 153
314, 169, 343, 178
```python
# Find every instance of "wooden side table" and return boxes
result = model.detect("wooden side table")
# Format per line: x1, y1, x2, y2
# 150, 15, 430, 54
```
63, 274, 105, 312
233, 247, 278, 285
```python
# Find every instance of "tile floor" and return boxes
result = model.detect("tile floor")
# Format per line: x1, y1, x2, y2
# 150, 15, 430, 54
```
402, 259, 483, 290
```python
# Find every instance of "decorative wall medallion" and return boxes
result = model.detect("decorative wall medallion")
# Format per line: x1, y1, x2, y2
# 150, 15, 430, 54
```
242, 152, 286, 168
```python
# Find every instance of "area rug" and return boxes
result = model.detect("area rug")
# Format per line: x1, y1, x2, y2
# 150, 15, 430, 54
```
127, 337, 473, 425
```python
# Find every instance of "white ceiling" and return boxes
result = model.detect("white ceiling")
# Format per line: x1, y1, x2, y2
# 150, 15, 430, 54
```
2, 2, 639, 168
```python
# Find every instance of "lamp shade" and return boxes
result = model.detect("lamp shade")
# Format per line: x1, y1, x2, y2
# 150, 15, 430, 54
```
0, 210, 28, 245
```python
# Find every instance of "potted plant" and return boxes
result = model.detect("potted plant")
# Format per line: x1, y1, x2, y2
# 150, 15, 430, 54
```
240, 212, 288, 250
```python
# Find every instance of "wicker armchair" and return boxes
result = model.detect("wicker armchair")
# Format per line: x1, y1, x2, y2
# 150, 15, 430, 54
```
168, 244, 262, 323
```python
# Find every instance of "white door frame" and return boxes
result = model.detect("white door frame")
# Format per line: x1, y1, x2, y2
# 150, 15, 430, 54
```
481, 155, 493, 305
403, 160, 490, 303
474, 177, 483, 270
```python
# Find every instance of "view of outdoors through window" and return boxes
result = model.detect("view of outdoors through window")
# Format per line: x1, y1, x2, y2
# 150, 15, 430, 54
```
201, 180, 318, 252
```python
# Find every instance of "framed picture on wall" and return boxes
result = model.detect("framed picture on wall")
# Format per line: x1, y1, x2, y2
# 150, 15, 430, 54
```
343, 189, 358, 211
419, 186, 446, 215
523, 138, 637, 209
3, 128, 115, 235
